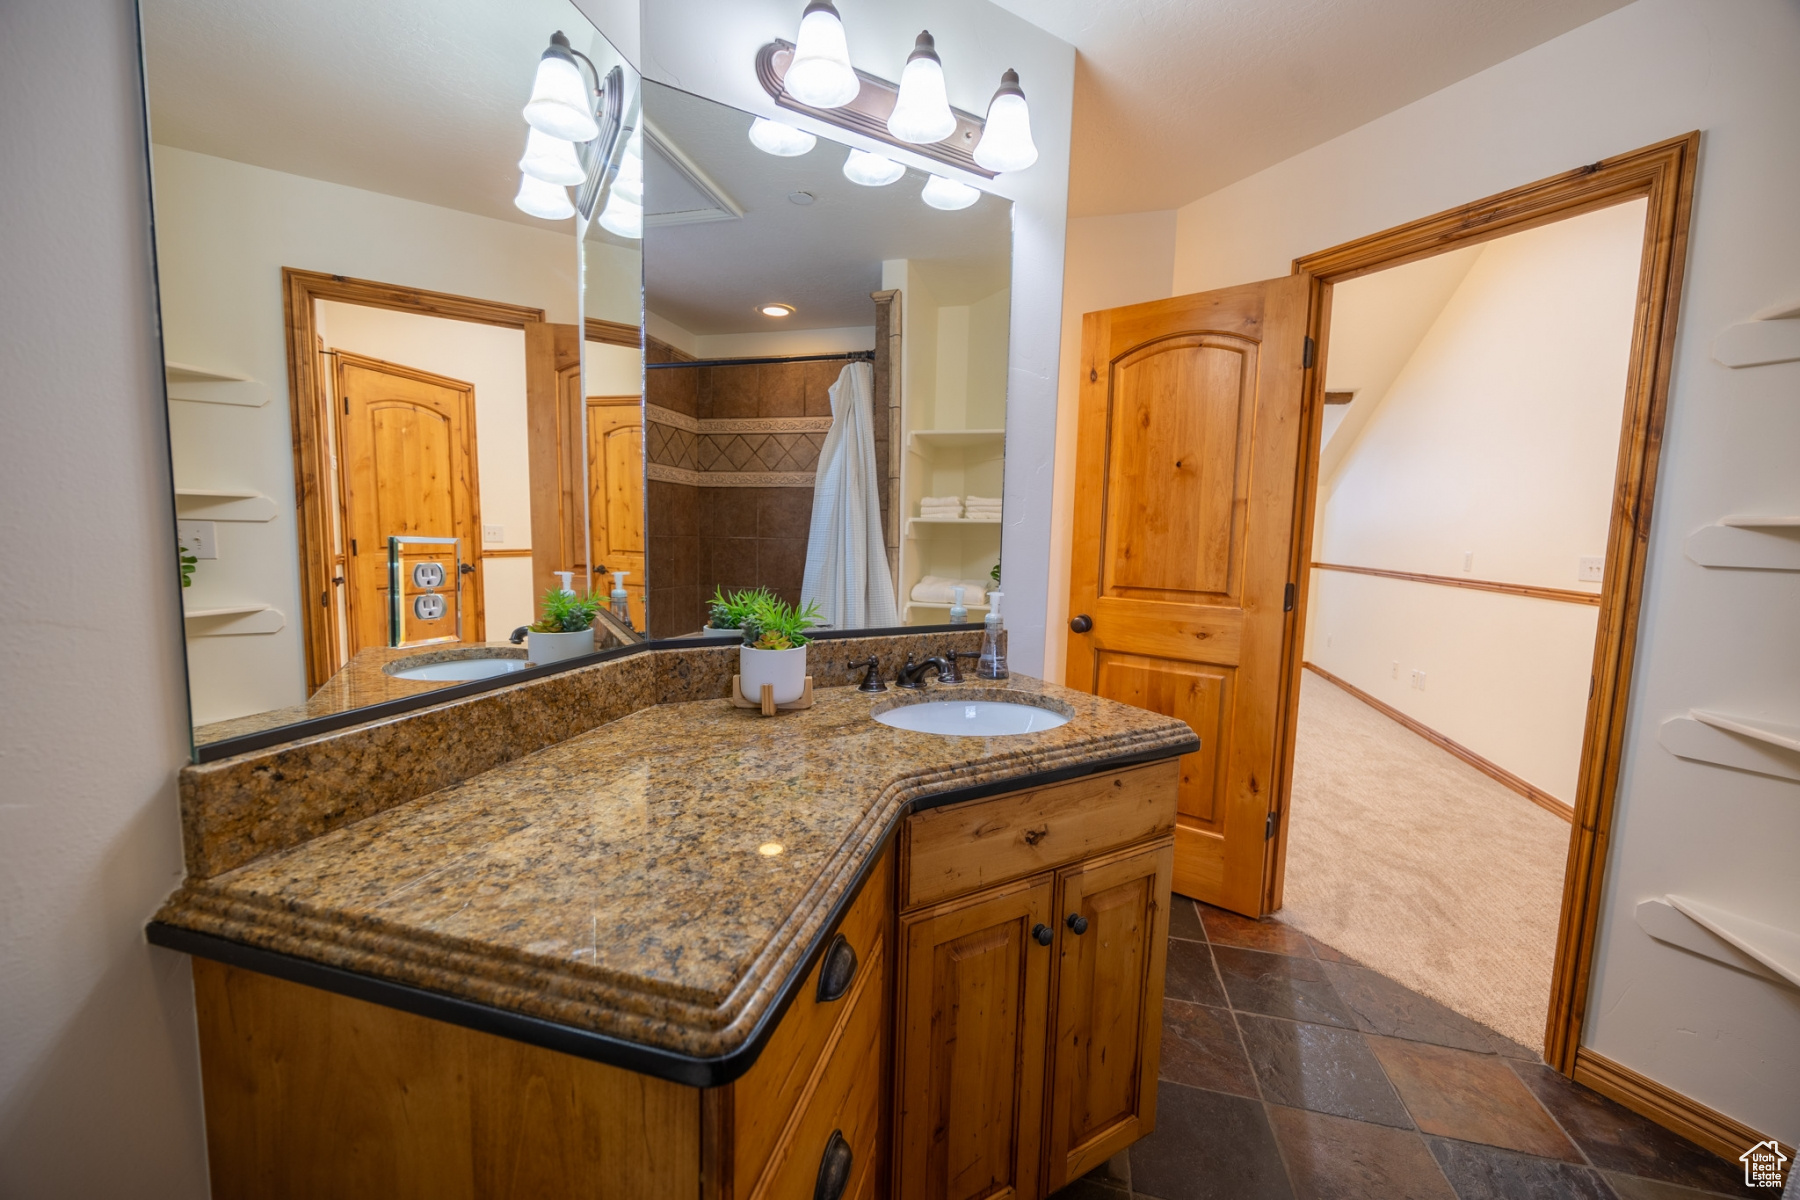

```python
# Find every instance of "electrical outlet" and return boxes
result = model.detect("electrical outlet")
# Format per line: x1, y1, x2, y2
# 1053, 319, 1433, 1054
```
483, 524, 505, 544
177, 520, 217, 559
1463, 550, 1474, 573
1578, 555, 1604, 583
1411, 669, 1427, 691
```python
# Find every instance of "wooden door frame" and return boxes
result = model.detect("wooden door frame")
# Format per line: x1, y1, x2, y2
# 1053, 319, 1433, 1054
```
282, 269, 545, 691
1280, 133, 1700, 1072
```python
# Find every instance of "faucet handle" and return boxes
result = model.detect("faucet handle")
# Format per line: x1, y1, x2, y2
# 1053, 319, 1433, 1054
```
944, 650, 981, 684
846, 656, 886, 692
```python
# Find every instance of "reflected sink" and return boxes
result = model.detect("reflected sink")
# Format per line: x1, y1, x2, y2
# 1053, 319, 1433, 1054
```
386, 657, 527, 682
874, 699, 1070, 736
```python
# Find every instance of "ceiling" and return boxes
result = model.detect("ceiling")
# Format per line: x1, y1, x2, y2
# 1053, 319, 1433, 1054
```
141, 0, 626, 233
987, 0, 1635, 216
641, 83, 1011, 337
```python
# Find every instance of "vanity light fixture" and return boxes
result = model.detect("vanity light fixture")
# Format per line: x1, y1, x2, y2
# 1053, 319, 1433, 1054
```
610, 135, 643, 205
842, 148, 905, 186
784, 0, 860, 109
523, 32, 600, 142
759, 303, 796, 318
598, 191, 642, 238
972, 69, 1038, 172
920, 173, 979, 211
518, 126, 586, 187
748, 116, 817, 157
514, 173, 576, 221
887, 31, 956, 144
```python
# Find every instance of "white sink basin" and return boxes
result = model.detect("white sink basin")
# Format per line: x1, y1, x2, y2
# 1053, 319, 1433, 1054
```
874, 699, 1069, 736
388, 658, 527, 682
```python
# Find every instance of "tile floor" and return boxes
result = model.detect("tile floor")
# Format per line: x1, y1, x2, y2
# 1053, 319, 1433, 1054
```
1052, 898, 1765, 1200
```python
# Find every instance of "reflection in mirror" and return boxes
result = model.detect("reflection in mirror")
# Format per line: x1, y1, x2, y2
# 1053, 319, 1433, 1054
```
639, 83, 1011, 639
141, 0, 642, 750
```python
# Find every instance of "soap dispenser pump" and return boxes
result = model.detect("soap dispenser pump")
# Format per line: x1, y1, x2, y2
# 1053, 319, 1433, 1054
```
555, 570, 575, 597
978, 589, 1007, 680
609, 570, 631, 626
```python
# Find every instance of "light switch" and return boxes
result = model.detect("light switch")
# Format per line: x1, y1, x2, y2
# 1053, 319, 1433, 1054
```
177, 520, 217, 559
483, 524, 505, 544
1463, 550, 1474, 573
1578, 556, 1604, 583
1411, 669, 1427, 691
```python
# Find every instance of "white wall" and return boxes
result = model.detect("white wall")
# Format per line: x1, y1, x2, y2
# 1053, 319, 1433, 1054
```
1171, 0, 1800, 1144
642, 0, 1074, 670
1306, 202, 1644, 802
693, 326, 874, 360
153, 145, 581, 721
0, 0, 211, 1194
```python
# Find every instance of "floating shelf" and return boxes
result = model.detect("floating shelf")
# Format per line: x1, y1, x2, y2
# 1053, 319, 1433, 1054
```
1659, 710, 1800, 782
907, 428, 1005, 453
175, 488, 278, 523
1636, 898, 1797, 989
1712, 318, 1800, 369
165, 362, 271, 407
1684, 519, 1800, 571
905, 517, 1002, 538
183, 604, 285, 636
902, 600, 990, 620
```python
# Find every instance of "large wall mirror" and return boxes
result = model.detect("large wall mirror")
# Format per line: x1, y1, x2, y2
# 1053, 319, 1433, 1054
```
142, 0, 642, 751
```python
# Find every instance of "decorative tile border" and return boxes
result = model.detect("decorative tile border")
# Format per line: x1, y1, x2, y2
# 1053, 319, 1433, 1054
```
645, 404, 832, 435
649, 463, 816, 488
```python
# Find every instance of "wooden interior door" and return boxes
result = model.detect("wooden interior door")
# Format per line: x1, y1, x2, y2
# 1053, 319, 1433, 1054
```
588, 397, 645, 626
895, 876, 1054, 1200
525, 322, 584, 605
1064, 276, 1315, 915
335, 352, 483, 654
1044, 843, 1173, 1190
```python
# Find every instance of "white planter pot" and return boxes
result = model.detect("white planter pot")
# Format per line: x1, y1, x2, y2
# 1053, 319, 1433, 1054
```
527, 627, 596, 665
740, 644, 807, 705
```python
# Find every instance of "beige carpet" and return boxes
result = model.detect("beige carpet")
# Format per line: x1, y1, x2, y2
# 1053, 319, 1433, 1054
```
1278, 670, 1572, 1053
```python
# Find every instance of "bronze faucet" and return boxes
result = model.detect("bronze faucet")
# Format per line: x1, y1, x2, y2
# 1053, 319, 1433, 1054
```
895, 655, 954, 689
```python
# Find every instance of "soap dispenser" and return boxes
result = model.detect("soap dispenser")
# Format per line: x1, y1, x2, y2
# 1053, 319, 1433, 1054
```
555, 570, 575, 596
609, 570, 632, 627
948, 585, 968, 625
978, 589, 1007, 680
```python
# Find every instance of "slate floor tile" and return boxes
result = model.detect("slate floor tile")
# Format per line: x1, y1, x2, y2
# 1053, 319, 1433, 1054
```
1319, 959, 1498, 1054
1130, 1082, 1295, 1200
1427, 1137, 1617, 1200
1049, 1178, 1128, 1200
1268, 1106, 1457, 1200
1201, 903, 1315, 956
1306, 935, 1362, 965
1602, 1170, 1745, 1200
1160, 1000, 1258, 1098
1238, 1014, 1412, 1127
1212, 946, 1355, 1028
1508, 1062, 1759, 1197
1369, 1037, 1580, 1162
1169, 896, 1206, 942
1165, 936, 1228, 1008
1483, 1030, 1542, 1062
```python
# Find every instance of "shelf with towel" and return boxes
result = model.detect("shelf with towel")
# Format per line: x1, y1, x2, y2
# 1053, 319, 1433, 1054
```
907, 429, 1005, 453
906, 517, 1002, 537
1637, 896, 1800, 990
1659, 708, 1800, 781
1685, 515, 1800, 570
165, 362, 271, 408
901, 601, 990, 621
183, 604, 286, 637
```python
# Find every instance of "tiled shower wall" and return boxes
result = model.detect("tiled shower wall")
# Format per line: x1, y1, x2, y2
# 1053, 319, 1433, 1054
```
643, 353, 891, 637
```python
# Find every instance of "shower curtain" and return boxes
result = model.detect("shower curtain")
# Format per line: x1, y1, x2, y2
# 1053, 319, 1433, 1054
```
802, 361, 899, 629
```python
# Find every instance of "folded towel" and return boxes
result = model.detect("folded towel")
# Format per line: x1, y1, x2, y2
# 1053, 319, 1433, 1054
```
965, 495, 1001, 507
910, 575, 989, 606
920, 496, 961, 507
964, 511, 1001, 521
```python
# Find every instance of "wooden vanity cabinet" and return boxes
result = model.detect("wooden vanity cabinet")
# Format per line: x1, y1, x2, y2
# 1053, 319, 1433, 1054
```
892, 761, 1179, 1200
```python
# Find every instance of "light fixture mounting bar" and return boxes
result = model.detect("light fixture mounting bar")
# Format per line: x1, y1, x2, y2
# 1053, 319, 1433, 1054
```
755, 40, 996, 179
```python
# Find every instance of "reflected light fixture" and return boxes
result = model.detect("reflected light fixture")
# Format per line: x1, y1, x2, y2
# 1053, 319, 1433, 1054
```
523, 32, 599, 142
514, 173, 576, 221
972, 69, 1037, 172
921, 174, 979, 210
843, 148, 904, 186
758, 841, 785, 856
748, 116, 817, 157
610, 134, 643, 206
598, 193, 642, 238
518, 126, 585, 186
887, 31, 955, 144
758, 303, 796, 318
784, 0, 859, 108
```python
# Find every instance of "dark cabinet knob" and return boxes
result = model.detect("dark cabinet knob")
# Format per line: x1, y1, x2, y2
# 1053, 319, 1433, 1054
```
816, 934, 858, 1003
814, 1130, 852, 1200
1066, 913, 1089, 935
1032, 923, 1054, 946
1069, 614, 1093, 633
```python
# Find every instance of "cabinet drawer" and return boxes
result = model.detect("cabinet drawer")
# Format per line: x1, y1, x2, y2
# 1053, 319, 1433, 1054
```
730, 847, 892, 1193
901, 760, 1178, 909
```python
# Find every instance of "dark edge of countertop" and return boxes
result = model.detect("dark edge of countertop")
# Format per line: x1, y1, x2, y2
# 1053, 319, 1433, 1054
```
146, 736, 1198, 1089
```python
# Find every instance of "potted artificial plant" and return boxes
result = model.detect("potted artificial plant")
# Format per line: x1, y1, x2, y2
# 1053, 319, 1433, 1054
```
527, 587, 601, 665
737, 595, 822, 706
704, 586, 775, 636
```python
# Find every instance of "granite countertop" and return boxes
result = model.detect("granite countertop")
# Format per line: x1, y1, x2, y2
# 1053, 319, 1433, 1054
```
155, 672, 1196, 1080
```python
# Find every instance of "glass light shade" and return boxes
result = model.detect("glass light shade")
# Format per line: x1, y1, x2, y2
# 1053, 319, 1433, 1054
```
518, 127, 585, 186
610, 136, 643, 204
514, 173, 575, 221
785, 2, 859, 108
843, 149, 904, 186
973, 72, 1038, 172
887, 32, 955, 144
748, 117, 817, 157
523, 45, 598, 142
598, 192, 643, 239
921, 174, 979, 211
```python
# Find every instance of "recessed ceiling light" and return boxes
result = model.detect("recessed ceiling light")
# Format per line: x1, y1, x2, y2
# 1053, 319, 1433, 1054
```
759, 303, 795, 318
788, 191, 816, 206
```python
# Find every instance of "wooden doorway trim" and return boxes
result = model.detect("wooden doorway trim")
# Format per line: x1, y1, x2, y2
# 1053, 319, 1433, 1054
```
281, 269, 545, 692
585, 316, 643, 348
1284, 132, 1700, 1074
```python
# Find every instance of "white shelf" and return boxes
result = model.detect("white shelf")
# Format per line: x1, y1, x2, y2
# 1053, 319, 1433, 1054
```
906, 517, 1002, 538
1720, 514, 1800, 528
1636, 898, 1797, 989
1692, 709, 1800, 753
165, 362, 270, 407
1685, 521, 1800, 571
175, 488, 278, 522
183, 604, 285, 636
907, 428, 1005, 453
1659, 711, 1800, 782
1712, 318, 1800, 369
903, 600, 990, 618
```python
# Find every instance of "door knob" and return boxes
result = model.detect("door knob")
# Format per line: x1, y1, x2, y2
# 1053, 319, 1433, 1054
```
1032, 923, 1054, 946
1065, 913, 1089, 935
1069, 614, 1092, 633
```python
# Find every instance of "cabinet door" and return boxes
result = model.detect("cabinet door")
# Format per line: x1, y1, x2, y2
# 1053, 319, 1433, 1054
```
895, 875, 1054, 1200
1044, 842, 1174, 1190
